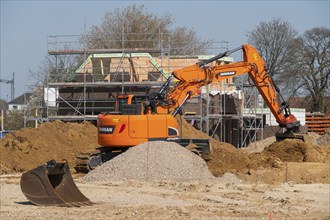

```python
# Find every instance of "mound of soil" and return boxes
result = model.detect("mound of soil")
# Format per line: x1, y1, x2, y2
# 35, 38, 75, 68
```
0, 121, 99, 174
262, 139, 327, 163
246, 138, 329, 172
178, 116, 330, 183
178, 117, 251, 176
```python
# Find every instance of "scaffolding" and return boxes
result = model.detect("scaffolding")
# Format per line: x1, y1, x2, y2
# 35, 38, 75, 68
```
182, 81, 264, 148
26, 33, 264, 148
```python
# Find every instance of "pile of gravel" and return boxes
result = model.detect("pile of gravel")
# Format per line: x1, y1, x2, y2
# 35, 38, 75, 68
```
81, 141, 214, 182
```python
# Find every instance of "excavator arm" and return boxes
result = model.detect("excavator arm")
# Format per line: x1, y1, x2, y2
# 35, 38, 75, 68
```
157, 44, 302, 133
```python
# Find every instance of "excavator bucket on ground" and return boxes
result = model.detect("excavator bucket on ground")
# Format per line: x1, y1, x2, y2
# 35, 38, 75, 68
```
20, 160, 92, 207
275, 129, 305, 142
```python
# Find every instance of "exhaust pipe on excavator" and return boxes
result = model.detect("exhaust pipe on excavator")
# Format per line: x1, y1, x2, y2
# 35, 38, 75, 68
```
20, 160, 92, 207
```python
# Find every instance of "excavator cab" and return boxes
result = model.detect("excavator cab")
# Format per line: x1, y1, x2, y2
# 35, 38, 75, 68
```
114, 94, 133, 113
20, 160, 92, 207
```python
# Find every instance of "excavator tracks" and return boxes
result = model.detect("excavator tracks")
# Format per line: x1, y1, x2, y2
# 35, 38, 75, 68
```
74, 147, 126, 173
74, 148, 104, 173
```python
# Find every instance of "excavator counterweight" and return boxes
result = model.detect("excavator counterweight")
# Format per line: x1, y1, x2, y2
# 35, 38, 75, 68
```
20, 160, 92, 207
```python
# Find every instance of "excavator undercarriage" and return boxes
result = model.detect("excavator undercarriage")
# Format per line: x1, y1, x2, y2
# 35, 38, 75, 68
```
74, 147, 127, 173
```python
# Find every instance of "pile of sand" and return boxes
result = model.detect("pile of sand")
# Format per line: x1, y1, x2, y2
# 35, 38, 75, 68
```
262, 138, 327, 163
247, 138, 329, 169
0, 121, 99, 174
81, 141, 214, 182
178, 117, 252, 177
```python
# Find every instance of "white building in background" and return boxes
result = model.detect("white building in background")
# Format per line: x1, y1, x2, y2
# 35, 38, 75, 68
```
8, 93, 32, 110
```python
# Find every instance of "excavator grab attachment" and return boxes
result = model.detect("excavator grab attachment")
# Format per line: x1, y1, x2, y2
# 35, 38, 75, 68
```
20, 160, 92, 207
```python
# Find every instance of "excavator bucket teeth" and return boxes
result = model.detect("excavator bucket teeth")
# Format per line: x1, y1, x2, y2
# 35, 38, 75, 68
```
20, 160, 92, 207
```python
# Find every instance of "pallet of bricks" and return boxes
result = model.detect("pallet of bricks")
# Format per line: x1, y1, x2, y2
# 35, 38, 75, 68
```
306, 112, 330, 135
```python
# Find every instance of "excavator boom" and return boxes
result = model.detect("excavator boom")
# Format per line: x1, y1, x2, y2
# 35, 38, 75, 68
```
156, 44, 302, 132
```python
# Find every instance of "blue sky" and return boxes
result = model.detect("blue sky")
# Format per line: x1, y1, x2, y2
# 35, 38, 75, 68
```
1, 0, 329, 101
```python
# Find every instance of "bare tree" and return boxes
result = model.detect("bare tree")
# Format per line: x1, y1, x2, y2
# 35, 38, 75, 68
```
166, 26, 210, 55
246, 18, 298, 78
27, 50, 84, 122
29, 53, 83, 87
285, 27, 330, 113
82, 4, 210, 55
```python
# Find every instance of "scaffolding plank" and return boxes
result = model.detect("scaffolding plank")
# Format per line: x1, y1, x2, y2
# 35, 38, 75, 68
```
48, 81, 168, 87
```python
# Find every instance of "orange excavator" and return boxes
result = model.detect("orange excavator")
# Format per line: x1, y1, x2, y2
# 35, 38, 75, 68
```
74, 44, 303, 172
20, 44, 303, 206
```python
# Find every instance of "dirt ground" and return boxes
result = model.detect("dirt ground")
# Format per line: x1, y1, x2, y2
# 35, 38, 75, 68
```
0, 120, 330, 219
1, 175, 329, 219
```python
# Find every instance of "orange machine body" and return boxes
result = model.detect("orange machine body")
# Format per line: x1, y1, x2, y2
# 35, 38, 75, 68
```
98, 113, 179, 147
